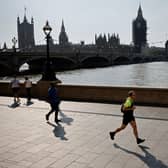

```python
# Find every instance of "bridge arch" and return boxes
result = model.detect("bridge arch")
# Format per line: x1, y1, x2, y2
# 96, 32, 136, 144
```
51, 57, 77, 70
19, 56, 77, 73
19, 63, 29, 72
113, 56, 130, 65
19, 57, 46, 73
81, 56, 109, 68
0, 61, 14, 75
132, 56, 143, 63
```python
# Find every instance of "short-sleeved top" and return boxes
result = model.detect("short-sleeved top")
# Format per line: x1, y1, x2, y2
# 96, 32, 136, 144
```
25, 79, 32, 88
11, 79, 20, 88
48, 87, 60, 104
124, 97, 134, 108
123, 97, 134, 116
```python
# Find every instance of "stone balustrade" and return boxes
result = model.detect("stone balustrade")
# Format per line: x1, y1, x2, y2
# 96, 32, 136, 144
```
0, 81, 167, 107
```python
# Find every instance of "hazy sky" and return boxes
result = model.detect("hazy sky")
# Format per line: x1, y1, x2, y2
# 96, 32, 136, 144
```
0, 0, 168, 48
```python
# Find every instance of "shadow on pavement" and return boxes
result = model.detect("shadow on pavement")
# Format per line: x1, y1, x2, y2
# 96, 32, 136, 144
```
59, 109, 74, 125
113, 143, 167, 168
47, 121, 68, 141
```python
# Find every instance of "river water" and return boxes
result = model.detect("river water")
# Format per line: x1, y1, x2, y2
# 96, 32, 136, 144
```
1, 62, 168, 88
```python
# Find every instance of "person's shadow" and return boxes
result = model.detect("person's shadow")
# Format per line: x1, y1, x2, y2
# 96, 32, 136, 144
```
113, 143, 167, 168
47, 122, 68, 141
59, 109, 73, 125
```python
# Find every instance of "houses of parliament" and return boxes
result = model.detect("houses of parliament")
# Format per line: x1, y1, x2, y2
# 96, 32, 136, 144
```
2, 5, 168, 55
1, 5, 168, 57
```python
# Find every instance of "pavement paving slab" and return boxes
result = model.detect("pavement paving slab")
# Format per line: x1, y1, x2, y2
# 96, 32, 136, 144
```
0, 96, 168, 168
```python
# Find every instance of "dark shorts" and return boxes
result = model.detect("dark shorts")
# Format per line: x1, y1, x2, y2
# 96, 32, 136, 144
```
122, 113, 135, 125
12, 88, 20, 96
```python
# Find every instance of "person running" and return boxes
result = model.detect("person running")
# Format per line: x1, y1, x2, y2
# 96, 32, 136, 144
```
109, 90, 145, 144
11, 75, 21, 104
24, 77, 32, 104
45, 82, 61, 123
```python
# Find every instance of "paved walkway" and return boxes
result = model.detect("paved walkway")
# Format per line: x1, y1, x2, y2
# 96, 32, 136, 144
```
0, 96, 168, 168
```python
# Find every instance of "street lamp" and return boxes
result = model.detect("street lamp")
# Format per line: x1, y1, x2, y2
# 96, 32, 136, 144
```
11, 37, 18, 74
12, 37, 17, 52
41, 21, 57, 81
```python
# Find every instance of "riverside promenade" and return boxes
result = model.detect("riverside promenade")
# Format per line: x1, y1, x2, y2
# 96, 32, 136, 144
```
0, 96, 168, 168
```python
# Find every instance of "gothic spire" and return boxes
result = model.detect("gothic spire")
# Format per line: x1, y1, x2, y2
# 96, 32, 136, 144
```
23, 7, 27, 22
59, 20, 69, 45
3, 42, 7, 49
61, 19, 65, 32
137, 4, 143, 18
17, 16, 20, 24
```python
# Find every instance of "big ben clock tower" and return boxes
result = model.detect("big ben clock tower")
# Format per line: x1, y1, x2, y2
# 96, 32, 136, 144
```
132, 5, 147, 53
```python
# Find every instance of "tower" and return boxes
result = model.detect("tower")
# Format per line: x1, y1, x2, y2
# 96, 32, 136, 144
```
165, 40, 168, 56
59, 20, 69, 46
17, 9, 35, 49
132, 5, 147, 52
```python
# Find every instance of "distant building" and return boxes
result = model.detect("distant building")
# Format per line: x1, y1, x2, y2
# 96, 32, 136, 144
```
17, 11, 35, 49
2, 42, 7, 50
165, 40, 168, 55
15, 5, 155, 55
95, 33, 120, 48
59, 20, 69, 46
132, 5, 147, 53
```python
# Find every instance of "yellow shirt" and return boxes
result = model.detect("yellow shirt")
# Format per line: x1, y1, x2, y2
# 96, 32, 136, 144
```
124, 97, 134, 108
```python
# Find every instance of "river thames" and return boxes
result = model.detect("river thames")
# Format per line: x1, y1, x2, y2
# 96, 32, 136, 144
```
1, 61, 168, 88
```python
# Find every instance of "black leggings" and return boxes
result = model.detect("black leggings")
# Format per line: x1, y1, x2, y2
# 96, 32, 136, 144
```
48, 103, 59, 121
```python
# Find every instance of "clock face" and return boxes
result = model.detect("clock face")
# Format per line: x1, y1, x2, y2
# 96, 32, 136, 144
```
137, 22, 141, 28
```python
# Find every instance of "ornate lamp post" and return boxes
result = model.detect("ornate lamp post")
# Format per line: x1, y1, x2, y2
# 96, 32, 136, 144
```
41, 21, 57, 81
12, 37, 18, 74
12, 37, 17, 52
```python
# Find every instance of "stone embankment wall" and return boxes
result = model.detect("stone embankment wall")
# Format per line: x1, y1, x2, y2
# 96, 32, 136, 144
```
0, 81, 168, 107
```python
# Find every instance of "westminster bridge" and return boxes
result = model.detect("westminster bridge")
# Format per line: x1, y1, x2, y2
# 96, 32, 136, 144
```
0, 47, 167, 76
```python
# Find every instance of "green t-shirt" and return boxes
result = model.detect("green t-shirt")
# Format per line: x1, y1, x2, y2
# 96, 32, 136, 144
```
124, 97, 134, 108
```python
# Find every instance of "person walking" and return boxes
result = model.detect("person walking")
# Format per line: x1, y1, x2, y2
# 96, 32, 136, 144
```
45, 82, 61, 123
24, 77, 32, 104
109, 90, 145, 144
11, 75, 21, 104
